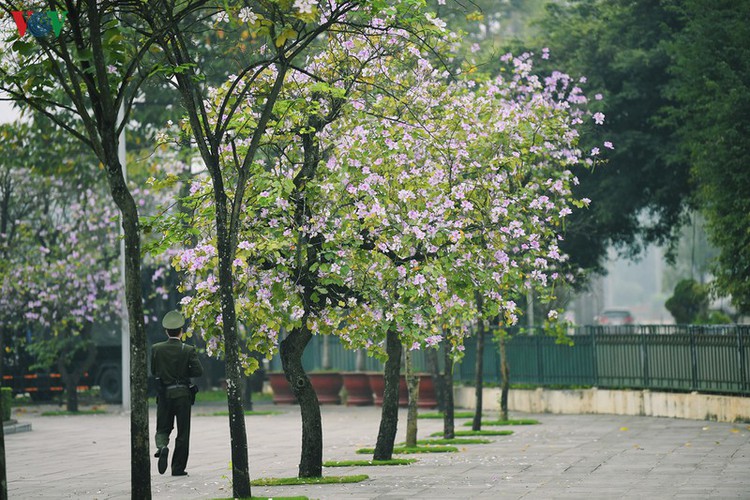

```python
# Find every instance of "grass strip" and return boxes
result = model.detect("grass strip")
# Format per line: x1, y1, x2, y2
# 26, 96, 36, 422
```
324, 458, 416, 467
430, 430, 514, 437
40, 410, 107, 416
213, 496, 308, 499
195, 391, 273, 403
356, 445, 458, 454
250, 475, 368, 486
416, 438, 491, 445
201, 410, 282, 417
418, 411, 477, 419
463, 419, 539, 426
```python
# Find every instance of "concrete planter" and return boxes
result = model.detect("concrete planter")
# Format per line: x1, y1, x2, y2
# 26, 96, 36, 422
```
368, 373, 385, 406
309, 372, 343, 405
417, 374, 438, 409
268, 373, 296, 405
368, 373, 409, 407
342, 372, 374, 406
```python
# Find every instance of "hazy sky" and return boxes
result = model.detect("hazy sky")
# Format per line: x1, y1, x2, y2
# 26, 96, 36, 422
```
0, 98, 21, 123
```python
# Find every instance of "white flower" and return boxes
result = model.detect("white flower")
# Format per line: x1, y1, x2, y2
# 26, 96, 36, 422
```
425, 13, 447, 30
239, 7, 258, 25
293, 0, 315, 14
215, 11, 229, 23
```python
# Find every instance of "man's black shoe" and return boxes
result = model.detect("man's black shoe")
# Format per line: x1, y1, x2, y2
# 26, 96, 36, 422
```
158, 447, 169, 474
172, 471, 188, 476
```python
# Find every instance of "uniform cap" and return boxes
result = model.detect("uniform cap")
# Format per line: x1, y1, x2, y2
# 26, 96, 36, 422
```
162, 310, 185, 329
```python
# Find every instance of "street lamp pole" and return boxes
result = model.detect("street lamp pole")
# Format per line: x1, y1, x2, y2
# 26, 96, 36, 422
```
118, 104, 131, 412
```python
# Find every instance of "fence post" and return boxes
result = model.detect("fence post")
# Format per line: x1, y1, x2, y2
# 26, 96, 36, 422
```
536, 333, 544, 385
590, 325, 598, 387
640, 328, 650, 388
737, 326, 747, 393
689, 326, 699, 391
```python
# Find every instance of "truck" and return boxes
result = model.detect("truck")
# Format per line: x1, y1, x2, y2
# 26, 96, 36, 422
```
1, 325, 124, 403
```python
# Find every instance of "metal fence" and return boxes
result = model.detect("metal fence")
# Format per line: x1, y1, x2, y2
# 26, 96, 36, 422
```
267, 325, 750, 396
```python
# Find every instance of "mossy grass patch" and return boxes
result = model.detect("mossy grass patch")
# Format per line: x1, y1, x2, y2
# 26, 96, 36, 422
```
356, 445, 458, 454
213, 496, 308, 499
464, 418, 539, 426
40, 410, 107, 416
415, 438, 492, 445
418, 411, 477, 419
199, 410, 282, 417
195, 390, 273, 403
324, 458, 416, 467
431, 430, 514, 437
250, 475, 368, 486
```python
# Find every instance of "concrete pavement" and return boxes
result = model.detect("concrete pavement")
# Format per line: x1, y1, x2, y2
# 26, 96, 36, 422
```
5, 402, 750, 499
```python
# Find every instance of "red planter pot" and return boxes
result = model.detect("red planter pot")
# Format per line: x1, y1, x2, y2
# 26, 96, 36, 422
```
341, 373, 374, 406
368, 373, 409, 407
309, 373, 343, 405
368, 373, 385, 406
268, 373, 296, 405
418, 374, 438, 409
399, 375, 409, 407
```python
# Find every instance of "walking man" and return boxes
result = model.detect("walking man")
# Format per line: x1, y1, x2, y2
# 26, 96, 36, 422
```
152, 310, 203, 476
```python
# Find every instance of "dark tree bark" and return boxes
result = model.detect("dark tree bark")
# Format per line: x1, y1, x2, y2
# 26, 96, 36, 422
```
404, 350, 419, 447
212, 176, 251, 496
499, 334, 510, 421
0, 329, 4, 387
280, 324, 322, 477
472, 294, 486, 431
0, 379, 7, 500
102, 125, 151, 500
373, 328, 402, 460
442, 343, 455, 440
58, 340, 97, 413
425, 347, 446, 412
113, 169, 151, 500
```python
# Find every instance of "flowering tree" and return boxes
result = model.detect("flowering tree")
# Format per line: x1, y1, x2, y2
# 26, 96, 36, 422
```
0, 1, 203, 493
145, 0, 443, 484
311, 45, 603, 446
0, 124, 120, 412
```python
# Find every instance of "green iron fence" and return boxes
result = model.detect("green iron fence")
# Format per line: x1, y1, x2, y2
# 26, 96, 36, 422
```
267, 325, 750, 396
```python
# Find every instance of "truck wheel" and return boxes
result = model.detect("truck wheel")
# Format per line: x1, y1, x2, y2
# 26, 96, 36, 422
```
99, 368, 122, 403
30, 391, 53, 402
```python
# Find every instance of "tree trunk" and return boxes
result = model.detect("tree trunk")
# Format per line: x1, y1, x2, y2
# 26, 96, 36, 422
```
65, 377, 79, 413
321, 335, 331, 371
472, 298, 486, 431
425, 347, 446, 412
443, 344, 455, 440
242, 376, 253, 412
499, 334, 509, 421
404, 349, 419, 448
355, 349, 365, 372
214, 184, 252, 497
280, 324, 322, 478
103, 153, 151, 500
0, 329, 4, 384
58, 339, 97, 413
373, 328, 402, 460
0, 386, 6, 500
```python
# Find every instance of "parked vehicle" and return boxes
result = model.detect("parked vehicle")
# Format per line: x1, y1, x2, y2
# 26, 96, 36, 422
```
595, 309, 635, 326
1, 327, 122, 402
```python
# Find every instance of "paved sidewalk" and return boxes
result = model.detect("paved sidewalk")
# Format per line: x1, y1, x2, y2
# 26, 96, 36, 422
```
5, 403, 750, 499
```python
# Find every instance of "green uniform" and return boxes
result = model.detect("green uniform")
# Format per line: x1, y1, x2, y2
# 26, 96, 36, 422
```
151, 337, 203, 475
